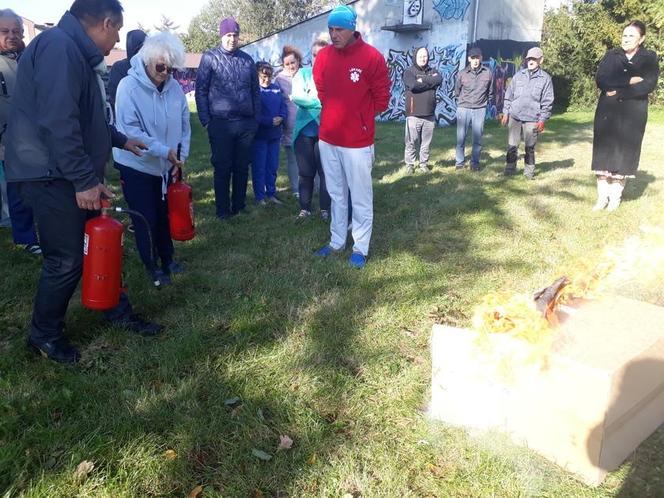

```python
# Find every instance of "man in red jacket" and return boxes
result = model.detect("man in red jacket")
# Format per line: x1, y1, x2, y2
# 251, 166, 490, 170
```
313, 5, 390, 269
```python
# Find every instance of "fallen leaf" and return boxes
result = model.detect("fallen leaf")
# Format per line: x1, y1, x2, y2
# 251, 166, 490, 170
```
163, 449, 177, 460
224, 396, 241, 407
252, 490, 264, 498
73, 460, 94, 482
251, 448, 272, 461
306, 454, 317, 465
277, 435, 293, 451
187, 485, 203, 498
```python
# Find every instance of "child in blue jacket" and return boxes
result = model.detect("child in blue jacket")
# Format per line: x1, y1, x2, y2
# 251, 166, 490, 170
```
252, 62, 288, 204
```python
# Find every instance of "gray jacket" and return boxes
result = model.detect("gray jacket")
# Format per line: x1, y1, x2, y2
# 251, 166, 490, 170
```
503, 67, 554, 122
455, 65, 493, 109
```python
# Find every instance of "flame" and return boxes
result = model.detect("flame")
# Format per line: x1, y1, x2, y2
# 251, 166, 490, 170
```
473, 226, 664, 343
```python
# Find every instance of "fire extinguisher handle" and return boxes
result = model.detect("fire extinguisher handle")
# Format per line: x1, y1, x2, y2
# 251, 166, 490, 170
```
101, 197, 112, 209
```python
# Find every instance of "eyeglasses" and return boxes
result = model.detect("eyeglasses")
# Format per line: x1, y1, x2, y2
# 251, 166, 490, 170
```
155, 64, 174, 74
0, 28, 23, 37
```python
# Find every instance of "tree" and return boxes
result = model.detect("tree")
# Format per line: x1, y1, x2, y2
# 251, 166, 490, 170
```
542, 1, 663, 108
136, 22, 152, 35
182, 0, 336, 53
155, 14, 180, 33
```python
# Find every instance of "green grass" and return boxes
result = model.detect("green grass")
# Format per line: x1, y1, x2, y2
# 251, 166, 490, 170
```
1, 111, 663, 497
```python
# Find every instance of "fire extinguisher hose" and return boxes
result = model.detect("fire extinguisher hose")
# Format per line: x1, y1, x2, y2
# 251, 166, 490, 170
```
110, 207, 162, 287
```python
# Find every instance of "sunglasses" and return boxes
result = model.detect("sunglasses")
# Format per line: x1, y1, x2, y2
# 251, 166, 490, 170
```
155, 63, 175, 74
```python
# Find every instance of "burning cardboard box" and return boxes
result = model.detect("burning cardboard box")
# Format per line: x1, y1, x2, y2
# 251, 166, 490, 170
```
430, 295, 664, 485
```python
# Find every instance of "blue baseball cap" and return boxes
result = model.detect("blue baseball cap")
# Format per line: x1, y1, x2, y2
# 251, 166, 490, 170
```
328, 5, 357, 31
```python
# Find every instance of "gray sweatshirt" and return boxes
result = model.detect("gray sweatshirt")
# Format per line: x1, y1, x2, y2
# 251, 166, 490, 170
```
455, 65, 493, 109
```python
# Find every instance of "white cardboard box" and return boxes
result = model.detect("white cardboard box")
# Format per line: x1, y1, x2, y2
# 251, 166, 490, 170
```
430, 296, 664, 485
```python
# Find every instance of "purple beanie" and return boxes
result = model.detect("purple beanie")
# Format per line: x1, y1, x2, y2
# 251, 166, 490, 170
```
219, 17, 240, 37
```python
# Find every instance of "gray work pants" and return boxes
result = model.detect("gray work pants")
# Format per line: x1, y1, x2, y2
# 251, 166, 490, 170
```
404, 116, 435, 166
506, 117, 538, 177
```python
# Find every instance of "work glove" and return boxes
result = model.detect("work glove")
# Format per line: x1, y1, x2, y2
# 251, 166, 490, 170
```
536, 121, 545, 133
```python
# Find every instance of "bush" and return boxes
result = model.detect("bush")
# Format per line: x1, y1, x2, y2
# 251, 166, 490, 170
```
542, 1, 664, 110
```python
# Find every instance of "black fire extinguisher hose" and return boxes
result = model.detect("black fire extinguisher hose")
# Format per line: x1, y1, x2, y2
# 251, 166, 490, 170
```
109, 207, 163, 288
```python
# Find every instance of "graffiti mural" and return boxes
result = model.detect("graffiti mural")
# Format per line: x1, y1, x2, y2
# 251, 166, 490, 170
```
173, 69, 197, 95
380, 44, 463, 126
485, 58, 519, 118
432, 0, 470, 21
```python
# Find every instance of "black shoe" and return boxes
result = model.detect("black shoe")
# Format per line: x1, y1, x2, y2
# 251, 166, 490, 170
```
28, 336, 81, 363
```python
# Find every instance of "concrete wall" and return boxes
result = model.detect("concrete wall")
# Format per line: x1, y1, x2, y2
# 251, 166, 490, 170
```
472, 0, 545, 42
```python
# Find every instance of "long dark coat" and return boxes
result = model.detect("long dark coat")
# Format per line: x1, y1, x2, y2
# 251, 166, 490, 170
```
591, 47, 660, 175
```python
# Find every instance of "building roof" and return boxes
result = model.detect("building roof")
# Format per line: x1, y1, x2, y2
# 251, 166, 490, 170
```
104, 49, 202, 69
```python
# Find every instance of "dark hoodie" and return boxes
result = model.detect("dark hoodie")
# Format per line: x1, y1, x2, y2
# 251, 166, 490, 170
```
403, 47, 442, 118
107, 29, 147, 110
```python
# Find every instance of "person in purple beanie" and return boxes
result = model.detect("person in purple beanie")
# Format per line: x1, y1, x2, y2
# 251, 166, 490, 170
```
195, 17, 260, 219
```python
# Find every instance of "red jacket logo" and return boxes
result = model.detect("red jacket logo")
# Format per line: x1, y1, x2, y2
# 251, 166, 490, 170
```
349, 68, 362, 83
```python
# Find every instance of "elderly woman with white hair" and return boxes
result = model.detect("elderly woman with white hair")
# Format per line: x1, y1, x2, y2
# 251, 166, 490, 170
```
113, 31, 191, 286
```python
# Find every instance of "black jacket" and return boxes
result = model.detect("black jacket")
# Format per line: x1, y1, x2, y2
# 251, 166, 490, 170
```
455, 65, 493, 109
403, 63, 442, 118
107, 29, 147, 110
5, 11, 126, 192
591, 47, 660, 175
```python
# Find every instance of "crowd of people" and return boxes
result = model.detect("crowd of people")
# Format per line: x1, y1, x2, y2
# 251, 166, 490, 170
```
0, 0, 659, 363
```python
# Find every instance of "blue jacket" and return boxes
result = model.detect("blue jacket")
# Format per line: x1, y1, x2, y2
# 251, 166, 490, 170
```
255, 83, 288, 141
113, 55, 191, 177
5, 11, 126, 192
503, 67, 554, 122
195, 46, 260, 126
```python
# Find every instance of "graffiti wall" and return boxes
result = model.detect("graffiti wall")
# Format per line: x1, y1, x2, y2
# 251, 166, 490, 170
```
239, 0, 545, 126
380, 44, 463, 125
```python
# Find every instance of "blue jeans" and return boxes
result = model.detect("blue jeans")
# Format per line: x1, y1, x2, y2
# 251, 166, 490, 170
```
251, 137, 280, 201
7, 181, 39, 245
455, 107, 486, 167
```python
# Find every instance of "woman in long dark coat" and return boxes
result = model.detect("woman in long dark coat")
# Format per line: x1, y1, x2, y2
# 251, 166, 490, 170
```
591, 20, 660, 212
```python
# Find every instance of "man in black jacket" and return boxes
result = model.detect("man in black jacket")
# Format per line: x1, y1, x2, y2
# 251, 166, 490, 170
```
5, 0, 162, 364
454, 47, 493, 171
403, 47, 442, 174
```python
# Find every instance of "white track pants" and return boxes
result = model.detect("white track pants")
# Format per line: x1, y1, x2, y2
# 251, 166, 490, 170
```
319, 140, 374, 256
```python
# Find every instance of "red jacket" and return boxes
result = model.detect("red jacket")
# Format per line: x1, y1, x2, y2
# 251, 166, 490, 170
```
313, 34, 391, 148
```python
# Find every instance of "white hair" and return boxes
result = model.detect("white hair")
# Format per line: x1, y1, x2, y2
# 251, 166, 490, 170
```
0, 8, 23, 27
138, 31, 186, 69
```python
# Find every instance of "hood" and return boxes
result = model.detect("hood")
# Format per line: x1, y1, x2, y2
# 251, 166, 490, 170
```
126, 30, 147, 59
128, 53, 177, 92
57, 11, 103, 69
412, 46, 429, 70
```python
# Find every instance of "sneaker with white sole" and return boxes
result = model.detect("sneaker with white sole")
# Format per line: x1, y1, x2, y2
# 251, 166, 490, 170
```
295, 209, 311, 223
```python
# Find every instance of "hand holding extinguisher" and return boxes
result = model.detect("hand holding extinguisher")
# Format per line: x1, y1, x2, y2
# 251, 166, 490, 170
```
167, 143, 195, 241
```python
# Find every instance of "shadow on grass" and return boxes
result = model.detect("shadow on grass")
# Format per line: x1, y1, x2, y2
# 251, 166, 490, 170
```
4, 114, 660, 496
624, 170, 657, 203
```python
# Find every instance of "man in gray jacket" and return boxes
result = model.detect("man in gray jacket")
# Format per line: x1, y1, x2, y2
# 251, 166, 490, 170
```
500, 47, 554, 179
455, 47, 493, 171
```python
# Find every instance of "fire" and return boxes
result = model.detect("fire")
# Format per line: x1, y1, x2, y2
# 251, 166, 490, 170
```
473, 226, 664, 343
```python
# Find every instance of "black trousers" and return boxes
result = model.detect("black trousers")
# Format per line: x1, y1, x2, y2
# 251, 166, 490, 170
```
117, 164, 173, 272
208, 117, 256, 217
294, 134, 331, 212
18, 180, 132, 342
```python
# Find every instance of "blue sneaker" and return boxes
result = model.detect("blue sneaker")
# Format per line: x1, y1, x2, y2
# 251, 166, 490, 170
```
314, 245, 340, 257
349, 252, 366, 269
167, 261, 185, 274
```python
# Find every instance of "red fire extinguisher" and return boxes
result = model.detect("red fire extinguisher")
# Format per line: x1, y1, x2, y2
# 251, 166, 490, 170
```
167, 143, 195, 241
81, 199, 124, 310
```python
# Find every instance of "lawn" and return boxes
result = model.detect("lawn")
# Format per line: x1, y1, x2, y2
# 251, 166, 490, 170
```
1, 110, 663, 497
